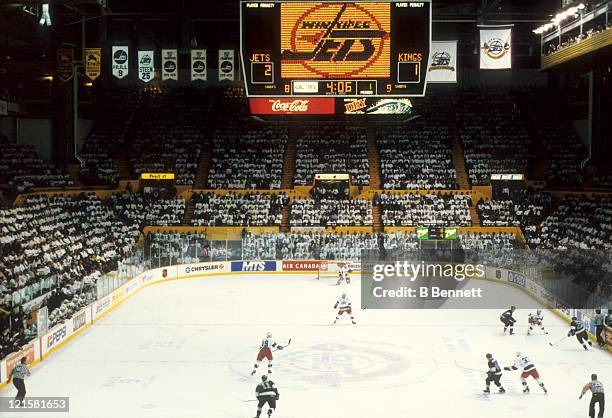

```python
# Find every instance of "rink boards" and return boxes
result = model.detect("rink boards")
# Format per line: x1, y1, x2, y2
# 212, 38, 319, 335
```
1, 259, 610, 386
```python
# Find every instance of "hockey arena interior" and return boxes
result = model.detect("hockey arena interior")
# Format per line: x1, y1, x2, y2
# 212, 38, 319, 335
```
0, 0, 611, 417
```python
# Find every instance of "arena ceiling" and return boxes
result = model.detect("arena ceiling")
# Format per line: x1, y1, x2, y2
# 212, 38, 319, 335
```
0, 0, 561, 71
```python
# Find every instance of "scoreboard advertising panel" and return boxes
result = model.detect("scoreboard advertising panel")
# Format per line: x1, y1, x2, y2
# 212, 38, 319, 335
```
241, 1, 431, 115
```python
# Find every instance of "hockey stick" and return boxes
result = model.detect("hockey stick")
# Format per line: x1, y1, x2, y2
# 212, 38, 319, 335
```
454, 359, 486, 374
549, 335, 569, 347
272, 338, 291, 352
239, 398, 258, 403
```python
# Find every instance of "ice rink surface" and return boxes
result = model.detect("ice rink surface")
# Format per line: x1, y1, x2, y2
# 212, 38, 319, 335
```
2, 274, 610, 418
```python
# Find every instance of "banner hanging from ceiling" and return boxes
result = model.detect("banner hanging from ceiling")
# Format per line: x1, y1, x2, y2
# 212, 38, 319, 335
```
112, 46, 129, 79
85, 48, 101, 81
426, 41, 457, 83
218, 49, 234, 81
57, 49, 74, 82
479, 26, 512, 69
138, 50, 155, 83
191, 49, 207, 81
161, 49, 178, 81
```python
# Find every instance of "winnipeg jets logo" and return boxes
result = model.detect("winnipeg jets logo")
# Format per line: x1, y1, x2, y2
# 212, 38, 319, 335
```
281, 2, 390, 78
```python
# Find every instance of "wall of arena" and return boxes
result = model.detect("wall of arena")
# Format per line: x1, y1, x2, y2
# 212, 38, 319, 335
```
1, 260, 609, 387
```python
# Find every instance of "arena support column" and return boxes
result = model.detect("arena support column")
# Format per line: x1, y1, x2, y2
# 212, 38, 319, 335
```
589, 68, 612, 167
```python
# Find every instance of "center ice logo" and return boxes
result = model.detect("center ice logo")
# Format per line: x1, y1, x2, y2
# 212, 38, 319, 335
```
229, 341, 436, 389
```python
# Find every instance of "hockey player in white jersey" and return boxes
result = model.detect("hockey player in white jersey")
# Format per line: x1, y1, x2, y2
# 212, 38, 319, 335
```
251, 332, 286, 376
504, 351, 547, 394
336, 263, 351, 286
333, 293, 356, 325
527, 309, 548, 335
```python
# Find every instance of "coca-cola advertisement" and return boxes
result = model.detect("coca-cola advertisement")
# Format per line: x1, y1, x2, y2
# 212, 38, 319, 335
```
249, 98, 335, 115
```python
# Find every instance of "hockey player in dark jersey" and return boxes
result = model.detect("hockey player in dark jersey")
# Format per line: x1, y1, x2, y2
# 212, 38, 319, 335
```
569, 316, 594, 350
500, 306, 517, 335
254, 375, 279, 418
484, 353, 506, 394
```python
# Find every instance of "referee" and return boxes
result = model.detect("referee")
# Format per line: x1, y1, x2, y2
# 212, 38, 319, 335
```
8, 357, 31, 402
580, 373, 605, 418
594, 309, 607, 347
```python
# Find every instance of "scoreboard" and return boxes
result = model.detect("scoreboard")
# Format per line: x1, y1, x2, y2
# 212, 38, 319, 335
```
240, 1, 431, 98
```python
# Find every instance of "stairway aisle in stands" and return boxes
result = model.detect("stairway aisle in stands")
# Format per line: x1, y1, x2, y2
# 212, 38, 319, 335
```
515, 91, 549, 182
280, 202, 291, 232
469, 205, 481, 226
446, 103, 470, 190
279, 125, 299, 232
193, 110, 220, 189
366, 124, 382, 189
281, 125, 298, 189
117, 109, 138, 180
366, 123, 383, 232
193, 144, 214, 189
182, 195, 196, 225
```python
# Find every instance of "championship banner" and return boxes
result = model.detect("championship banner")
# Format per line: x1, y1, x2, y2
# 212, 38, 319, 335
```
218, 49, 234, 81
191, 49, 207, 81
426, 41, 457, 83
57, 49, 74, 82
161, 49, 178, 81
138, 50, 155, 83
85, 48, 101, 81
112, 46, 129, 79
479, 26, 512, 69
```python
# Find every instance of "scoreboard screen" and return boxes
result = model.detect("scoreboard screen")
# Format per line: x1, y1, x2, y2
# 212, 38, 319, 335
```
240, 1, 431, 98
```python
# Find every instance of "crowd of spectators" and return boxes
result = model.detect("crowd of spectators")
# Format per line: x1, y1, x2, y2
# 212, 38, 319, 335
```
0, 193, 139, 357
207, 117, 287, 189
378, 114, 457, 190
454, 90, 532, 186
144, 233, 211, 266
0, 136, 74, 195
522, 87, 586, 186
295, 125, 369, 185
378, 192, 472, 227
525, 194, 612, 300
290, 197, 373, 227
110, 189, 185, 228
191, 192, 286, 226
129, 87, 211, 185
477, 190, 551, 228
79, 88, 139, 186
545, 22, 612, 55
242, 232, 380, 260
593, 174, 612, 188
526, 194, 611, 251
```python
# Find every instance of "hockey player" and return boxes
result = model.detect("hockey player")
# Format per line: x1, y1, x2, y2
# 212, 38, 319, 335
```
504, 351, 547, 394
333, 292, 356, 325
251, 332, 285, 375
483, 353, 505, 394
336, 263, 351, 285
527, 309, 548, 335
500, 306, 517, 335
254, 375, 279, 418
569, 316, 594, 351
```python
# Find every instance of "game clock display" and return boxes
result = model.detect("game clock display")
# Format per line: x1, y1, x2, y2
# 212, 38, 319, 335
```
240, 1, 431, 97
